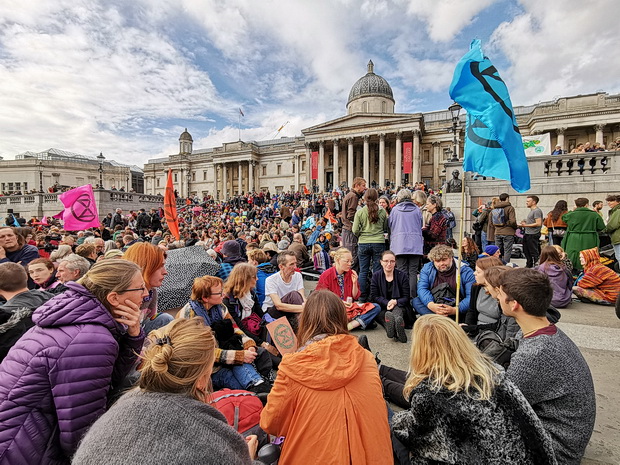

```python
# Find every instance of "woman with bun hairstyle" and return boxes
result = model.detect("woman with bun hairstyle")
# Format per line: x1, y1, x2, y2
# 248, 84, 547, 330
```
73, 318, 259, 464
0, 260, 146, 465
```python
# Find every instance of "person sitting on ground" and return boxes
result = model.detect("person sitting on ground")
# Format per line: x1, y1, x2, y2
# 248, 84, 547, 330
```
72, 318, 259, 464
223, 263, 279, 360
56, 253, 91, 285
0, 262, 55, 361
316, 247, 381, 331
535, 245, 574, 308
462, 256, 504, 336
178, 275, 271, 394
50, 244, 73, 265
122, 242, 174, 335
262, 251, 306, 332
0, 260, 146, 464
412, 244, 475, 318
27, 258, 61, 291
370, 250, 412, 343
216, 240, 247, 282
391, 314, 556, 465
0, 226, 39, 268
288, 232, 310, 268
260, 290, 392, 464
312, 243, 331, 273
499, 268, 595, 464
250, 248, 278, 308
572, 247, 620, 305
75, 242, 98, 267
461, 235, 480, 269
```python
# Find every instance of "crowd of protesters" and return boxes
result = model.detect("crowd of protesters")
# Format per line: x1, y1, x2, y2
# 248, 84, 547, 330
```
0, 177, 617, 464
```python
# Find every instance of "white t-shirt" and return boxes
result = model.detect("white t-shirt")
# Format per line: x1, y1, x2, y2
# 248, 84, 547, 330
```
262, 271, 304, 312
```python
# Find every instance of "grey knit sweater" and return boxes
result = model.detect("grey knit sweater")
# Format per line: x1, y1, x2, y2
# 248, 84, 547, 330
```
72, 390, 258, 465
507, 327, 596, 465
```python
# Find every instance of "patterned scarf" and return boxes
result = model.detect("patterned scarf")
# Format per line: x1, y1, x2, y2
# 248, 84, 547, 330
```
189, 300, 224, 327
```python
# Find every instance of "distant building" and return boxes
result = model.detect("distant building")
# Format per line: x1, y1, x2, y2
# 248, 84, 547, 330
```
0, 148, 144, 194
144, 61, 620, 198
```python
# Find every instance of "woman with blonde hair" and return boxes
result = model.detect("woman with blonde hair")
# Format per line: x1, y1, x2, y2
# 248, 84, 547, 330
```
0, 260, 146, 464
261, 290, 392, 464
391, 314, 557, 464
178, 275, 271, 393
73, 318, 259, 464
49, 243, 72, 264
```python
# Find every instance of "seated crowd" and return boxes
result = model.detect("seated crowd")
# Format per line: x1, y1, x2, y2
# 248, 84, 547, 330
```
0, 181, 613, 464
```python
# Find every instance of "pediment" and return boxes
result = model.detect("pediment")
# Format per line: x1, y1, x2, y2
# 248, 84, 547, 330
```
302, 112, 422, 137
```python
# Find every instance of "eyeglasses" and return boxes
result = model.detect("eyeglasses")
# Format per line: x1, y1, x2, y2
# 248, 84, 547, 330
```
381, 260, 396, 264
340, 259, 353, 264
210, 292, 223, 296
119, 286, 147, 293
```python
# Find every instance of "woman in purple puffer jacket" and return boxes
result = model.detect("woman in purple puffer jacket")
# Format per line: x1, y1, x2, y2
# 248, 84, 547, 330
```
0, 260, 147, 465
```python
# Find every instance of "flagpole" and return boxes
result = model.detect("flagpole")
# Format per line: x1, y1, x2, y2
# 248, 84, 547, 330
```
454, 167, 466, 325
238, 112, 241, 141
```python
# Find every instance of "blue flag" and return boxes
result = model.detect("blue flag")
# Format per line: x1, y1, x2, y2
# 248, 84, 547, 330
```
449, 39, 530, 192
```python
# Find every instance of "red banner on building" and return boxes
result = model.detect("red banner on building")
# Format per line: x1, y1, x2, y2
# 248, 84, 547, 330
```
311, 151, 319, 180
403, 142, 412, 174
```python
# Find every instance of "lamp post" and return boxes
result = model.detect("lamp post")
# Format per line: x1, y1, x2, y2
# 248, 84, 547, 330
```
38, 159, 43, 193
186, 170, 192, 198
97, 152, 105, 189
449, 102, 462, 162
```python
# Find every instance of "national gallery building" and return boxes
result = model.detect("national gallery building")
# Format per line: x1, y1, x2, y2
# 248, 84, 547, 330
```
145, 61, 620, 199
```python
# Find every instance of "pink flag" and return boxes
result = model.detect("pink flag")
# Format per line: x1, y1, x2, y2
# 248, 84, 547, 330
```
41, 216, 49, 226
57, 184, 100, 231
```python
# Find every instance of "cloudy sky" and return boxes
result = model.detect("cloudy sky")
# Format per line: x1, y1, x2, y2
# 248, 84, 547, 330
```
1, 0, 618, 166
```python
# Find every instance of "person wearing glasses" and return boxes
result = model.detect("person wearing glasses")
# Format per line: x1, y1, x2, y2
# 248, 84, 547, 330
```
0, 260, 146, 464
369, 250, 412, 343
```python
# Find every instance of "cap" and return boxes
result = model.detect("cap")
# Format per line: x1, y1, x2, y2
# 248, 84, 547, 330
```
484, 245, 500, 256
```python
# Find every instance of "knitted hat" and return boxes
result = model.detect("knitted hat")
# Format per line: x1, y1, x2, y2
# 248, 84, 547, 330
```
221, 240, 240, 257
262, 242, 278, 254
104, 249, 124, 259
579, 247, 600, 268
484, 245, 500, 256
277, 240, 289, 251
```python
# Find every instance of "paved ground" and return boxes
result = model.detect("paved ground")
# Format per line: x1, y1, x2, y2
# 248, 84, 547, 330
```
303, 259, 620, 464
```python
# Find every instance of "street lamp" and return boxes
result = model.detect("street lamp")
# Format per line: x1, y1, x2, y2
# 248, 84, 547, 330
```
186, 170, 192, 197
448, 102, 462, 162
97, 152, 105, 189
38, 159, 43, 193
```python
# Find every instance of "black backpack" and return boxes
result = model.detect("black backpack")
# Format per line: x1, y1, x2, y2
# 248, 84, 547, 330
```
474, 330, 519, 368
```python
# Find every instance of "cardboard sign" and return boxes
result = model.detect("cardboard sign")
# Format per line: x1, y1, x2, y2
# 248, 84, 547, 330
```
266, 317, 298, 354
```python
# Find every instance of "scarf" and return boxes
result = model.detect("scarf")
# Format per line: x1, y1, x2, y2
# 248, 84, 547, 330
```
189, 300, 224, 327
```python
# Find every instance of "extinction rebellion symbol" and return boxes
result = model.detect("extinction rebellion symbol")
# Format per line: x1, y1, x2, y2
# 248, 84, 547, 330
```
70, 193, 97, 223
274, 323, 295, 349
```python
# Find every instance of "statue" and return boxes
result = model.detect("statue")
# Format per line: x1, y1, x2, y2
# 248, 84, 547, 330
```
444, 170, 462, 193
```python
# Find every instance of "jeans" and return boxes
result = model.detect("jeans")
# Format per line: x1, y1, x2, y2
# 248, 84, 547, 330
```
523, 233, 541, 268
211, 364, 263, 390
342, 229, 359, 271
354, 303, 381, 329
141, 312, 174, 336
614, 243, 620, 261
495, 234, 514, 263
412, 296, 465, 318
396, 254, 421, 299
358, 243, 385, 299
481, 231, 488, 250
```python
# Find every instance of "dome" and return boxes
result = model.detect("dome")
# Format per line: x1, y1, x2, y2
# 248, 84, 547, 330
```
179, 128, 193, 142
347, 60, 394, 106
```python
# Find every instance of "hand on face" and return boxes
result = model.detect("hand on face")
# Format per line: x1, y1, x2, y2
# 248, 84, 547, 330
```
113, 298, 142, 337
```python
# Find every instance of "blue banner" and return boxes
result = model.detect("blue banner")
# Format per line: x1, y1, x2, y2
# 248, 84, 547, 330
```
449, 39, 530, 192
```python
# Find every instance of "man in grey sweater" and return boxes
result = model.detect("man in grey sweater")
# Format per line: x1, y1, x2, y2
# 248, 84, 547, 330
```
498, 268, 596, 465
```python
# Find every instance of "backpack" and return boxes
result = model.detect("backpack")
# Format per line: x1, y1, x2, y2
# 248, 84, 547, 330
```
444, 211, 456, 230
491, 207, 507, 227
474, 330, 519, 368
210, 389, 263, 434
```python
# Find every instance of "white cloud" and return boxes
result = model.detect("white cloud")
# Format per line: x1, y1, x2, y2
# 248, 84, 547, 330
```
490, 0, 620, 104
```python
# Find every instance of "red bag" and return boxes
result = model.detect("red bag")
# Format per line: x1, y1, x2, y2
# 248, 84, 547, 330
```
210, 389, 263, 434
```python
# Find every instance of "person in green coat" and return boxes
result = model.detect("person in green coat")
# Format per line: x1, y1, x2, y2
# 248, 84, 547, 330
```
561, 198, 605, 271
604, 195, 620, 260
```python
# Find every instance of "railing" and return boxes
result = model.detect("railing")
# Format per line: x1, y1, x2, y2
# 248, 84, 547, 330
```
543, 155, 611, 177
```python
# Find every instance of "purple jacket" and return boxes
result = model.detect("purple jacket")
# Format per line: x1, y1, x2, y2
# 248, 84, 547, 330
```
0, 282, 145, 465
388, 200, 424, 255
535, 263, 574, 308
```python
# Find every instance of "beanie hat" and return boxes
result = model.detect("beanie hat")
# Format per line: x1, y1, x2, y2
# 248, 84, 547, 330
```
262, 242, 278, 254
484, 245, 500, 256
221, 240, 240, 257
277, 240, 289, 251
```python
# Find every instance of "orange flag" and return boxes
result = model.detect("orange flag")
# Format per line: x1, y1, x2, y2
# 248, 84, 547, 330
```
164, 169, 180, 240
324, 209, 337, 224
303, 185, 310, 195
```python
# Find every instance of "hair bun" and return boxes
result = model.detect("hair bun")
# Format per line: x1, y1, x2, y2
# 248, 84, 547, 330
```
150, 345, 173, 373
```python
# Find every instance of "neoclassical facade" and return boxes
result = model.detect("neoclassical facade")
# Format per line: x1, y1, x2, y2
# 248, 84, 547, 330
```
143, 61, 620, 199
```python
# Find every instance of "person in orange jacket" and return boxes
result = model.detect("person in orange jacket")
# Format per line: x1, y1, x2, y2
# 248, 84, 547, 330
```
260, 289, 392, 464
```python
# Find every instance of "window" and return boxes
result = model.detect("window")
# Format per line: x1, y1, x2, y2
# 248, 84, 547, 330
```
262, 165, 267, 176
192, 172, 196, 181
8, 183, 14, 191
156, 178, 160, 187
23, 182, 28, 191
277, 164, 282, 175
203, 171, 207, 181
381, 101, 386, 113
292, 162, 295, 174
302, 160, 306, 172
423, 149, 431, 163
362, 101, 368, 113
15, 183, 21, 191
174, 173, 178, 183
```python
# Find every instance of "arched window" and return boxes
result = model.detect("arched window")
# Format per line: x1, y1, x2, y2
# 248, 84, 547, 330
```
381, 101, 386, 113
362, 101, 368, 113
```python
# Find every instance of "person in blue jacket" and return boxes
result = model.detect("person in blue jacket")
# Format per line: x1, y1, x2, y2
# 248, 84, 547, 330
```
412, 244, 475, 318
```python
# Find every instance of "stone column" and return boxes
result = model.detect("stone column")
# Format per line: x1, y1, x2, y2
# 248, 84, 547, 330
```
595, 124, 606, 145
347, 137, 354, 188
222, 163, 228, 200
379, 133, 385, 188
432, 142, 440, 190
332, 139, 339, 190
294, 155, 300, 192
363, 135, 370, 181
556, 127, 566, 151
248, 161, 254, 193
237, 163, 242, 195
305, 143, 311, 188
413, 130, 421, 183
213, 164, 219, 200
318, 141, 325, 192
395, 132, 402, 187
